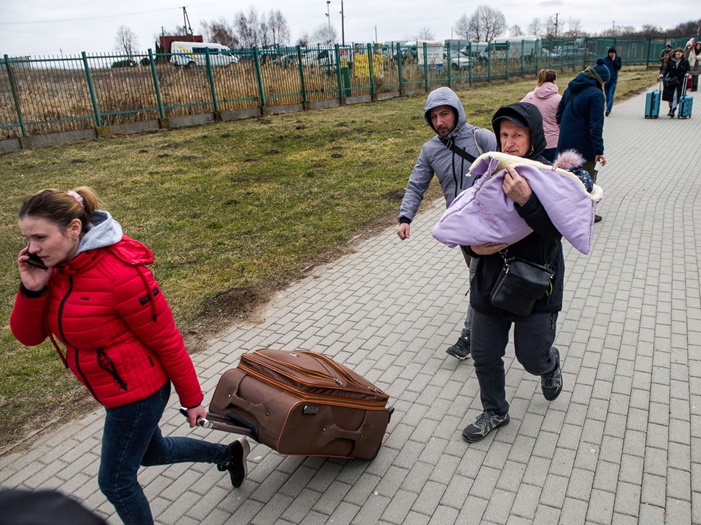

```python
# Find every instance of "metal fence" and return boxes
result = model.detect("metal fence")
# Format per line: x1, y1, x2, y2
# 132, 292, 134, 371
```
1, 36, 695, 140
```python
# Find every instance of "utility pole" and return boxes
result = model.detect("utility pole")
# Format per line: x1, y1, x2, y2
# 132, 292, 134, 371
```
182, 6, 193, 36
553, 13, 559, 39
326, 1, 332, 44
339, 0, 345, 46
375, 25, 378, 44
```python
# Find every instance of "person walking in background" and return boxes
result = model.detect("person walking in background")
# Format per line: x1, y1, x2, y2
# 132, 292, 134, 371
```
398, 86, 497, 361
10, 188, 249, 525
659, 43, 673, 72
461, 102, 564, 443
521, 69, 561, 162
659, 47, 691, 117
689, 41, 701, 92
603, 47, 622, 116
556, 59, 609, 222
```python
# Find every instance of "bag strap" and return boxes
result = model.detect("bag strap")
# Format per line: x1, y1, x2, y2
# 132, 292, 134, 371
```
439, 137, 477, 164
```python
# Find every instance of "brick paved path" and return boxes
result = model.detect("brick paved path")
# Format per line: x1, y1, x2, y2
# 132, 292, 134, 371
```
1, 88, 700, 524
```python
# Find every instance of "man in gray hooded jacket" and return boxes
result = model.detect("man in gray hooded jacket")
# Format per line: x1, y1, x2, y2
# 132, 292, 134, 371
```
398, 87, 497, 360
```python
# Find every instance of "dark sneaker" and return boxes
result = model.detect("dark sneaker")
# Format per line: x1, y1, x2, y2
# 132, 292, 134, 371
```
218, 437, 250, 488
446, 336, 471, 360
462, 411, 510, 443
594, 215, 603, 223
541, 347, 563, 401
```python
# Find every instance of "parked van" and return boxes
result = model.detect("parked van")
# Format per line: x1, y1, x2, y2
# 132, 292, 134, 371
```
170, 42, 237, 67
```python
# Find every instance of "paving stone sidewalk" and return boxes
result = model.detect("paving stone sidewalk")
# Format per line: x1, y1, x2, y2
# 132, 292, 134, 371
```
1, 88, 700, 525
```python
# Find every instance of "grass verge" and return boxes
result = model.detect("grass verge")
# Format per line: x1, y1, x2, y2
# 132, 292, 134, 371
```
0, 66, 658, 454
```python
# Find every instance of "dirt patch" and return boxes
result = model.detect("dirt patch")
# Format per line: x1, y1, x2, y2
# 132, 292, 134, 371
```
182, 155, 202, 161
266, 150, 280, 155
362, 161, 378, 167
258, 119, 272, 125
138, 149, 148, 153
244, 158, 256, 162
220, 133, 232, 138
158, 154, 170, 158
382, 189, 405, 201
70, 159, 87, 164
331, 153, 343, 158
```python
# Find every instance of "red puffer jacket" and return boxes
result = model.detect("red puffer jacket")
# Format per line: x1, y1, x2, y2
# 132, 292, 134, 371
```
10, 236, 204, 409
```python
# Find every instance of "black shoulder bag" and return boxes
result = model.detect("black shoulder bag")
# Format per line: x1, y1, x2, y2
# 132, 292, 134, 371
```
490, 249, 554, 316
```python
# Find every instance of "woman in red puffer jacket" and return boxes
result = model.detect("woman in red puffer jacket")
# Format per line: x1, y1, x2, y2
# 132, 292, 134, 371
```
11, 187, 249, 525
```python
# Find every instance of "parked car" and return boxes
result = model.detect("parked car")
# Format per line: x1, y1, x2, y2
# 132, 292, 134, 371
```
446, 47, 472, 70
170, 41, 238, 67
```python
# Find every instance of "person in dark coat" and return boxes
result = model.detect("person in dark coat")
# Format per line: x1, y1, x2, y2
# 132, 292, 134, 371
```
461, 102, 564, 443
659, 47, 692, 117
556, 60, 608, 221
603, 47, 622, 116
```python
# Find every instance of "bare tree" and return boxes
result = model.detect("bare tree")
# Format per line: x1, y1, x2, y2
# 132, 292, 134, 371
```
527, 17, 543, 37
416, 26, 435, 41
563, 18, 584, 37
510, 25, 524, 37
268, 10, 291, 47
454, 15, 470, 40
311, 23, 338, 46
235, 8, 260, 48
201, 18, 239, 48
115, 25, 139, 56
296, 32, 311, 47
476, 6, 506, 43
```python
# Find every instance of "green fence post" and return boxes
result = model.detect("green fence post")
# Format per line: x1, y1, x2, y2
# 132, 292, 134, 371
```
397, 43, 404, 96
423, 43, 429, 92
535, 40, 540, 74
4, 54, 27, 137
646, 36, 651, 69
505, 41, 510, 81
253, 47, 266, 108
468, 43, 473, 86
334, 44, 344, 101
204, 48, 219, 113
81, 51, 102, 127
447, 45, 452, 87
367, 43, 375, 100
521, 40, 525, 76
147, 49, 165, 119
296, 45, 307, 107
487, 43, 492, 82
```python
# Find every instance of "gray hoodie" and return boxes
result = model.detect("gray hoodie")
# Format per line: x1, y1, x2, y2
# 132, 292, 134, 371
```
398, 87, 497, 223
76, 210, 123, 256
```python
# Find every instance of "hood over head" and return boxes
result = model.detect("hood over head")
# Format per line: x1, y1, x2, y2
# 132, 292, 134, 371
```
424, 87, 468, 137
608, 47, 617, 54
491, 102, 547, 161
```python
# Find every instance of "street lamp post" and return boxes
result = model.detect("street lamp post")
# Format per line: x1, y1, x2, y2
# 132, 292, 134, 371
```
326, 1, 331, 44
340, 0, 345, 46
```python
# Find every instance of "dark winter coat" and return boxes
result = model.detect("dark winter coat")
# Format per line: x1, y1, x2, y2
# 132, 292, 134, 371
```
556, 72, 605, 162
661, 58, 691, 102
603, 54, 622, 82
467, 102, 565, 318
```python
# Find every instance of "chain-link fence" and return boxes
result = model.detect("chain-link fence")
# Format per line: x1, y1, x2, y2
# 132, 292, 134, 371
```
2, 36, 696, 141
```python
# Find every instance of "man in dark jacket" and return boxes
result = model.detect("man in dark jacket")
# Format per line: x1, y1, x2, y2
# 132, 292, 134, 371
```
398, 87, 496, 361
603, 47, 622, 116
461, 102, 564, 443
556, 61, 608, 222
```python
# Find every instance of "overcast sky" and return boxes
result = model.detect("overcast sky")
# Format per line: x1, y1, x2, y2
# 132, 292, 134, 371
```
0, 0, 692, 57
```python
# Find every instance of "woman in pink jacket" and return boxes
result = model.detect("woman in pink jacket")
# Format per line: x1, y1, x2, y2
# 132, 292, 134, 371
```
521, 69, 562, 162
11, 187, 249, 525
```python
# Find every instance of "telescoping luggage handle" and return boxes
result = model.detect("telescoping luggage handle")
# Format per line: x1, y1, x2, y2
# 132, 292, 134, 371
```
179, 407, 257, 438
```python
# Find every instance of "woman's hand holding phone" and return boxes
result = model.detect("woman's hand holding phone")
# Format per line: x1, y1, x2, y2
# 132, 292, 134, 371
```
18, 246, 51, 292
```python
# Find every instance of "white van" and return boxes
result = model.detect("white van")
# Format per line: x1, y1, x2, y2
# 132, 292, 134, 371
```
170, 42, 238, 67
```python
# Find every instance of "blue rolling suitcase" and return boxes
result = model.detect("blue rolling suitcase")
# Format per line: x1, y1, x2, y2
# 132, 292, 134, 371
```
678, 83, 693, 119
645, 81, 662, 118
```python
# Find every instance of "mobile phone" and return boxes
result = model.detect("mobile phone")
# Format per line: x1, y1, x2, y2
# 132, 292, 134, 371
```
26, 251, 48, 269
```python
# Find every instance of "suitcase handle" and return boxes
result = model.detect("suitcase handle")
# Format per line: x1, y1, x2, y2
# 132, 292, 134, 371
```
179, 407, 254, 436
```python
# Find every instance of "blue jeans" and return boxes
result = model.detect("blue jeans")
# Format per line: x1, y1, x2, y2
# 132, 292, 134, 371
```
99, 382, 229, 525
470, 310, 558, 415
604, 80, 617, 113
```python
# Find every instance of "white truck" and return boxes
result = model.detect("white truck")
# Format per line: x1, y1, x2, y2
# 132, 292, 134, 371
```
170, 42, 238, 67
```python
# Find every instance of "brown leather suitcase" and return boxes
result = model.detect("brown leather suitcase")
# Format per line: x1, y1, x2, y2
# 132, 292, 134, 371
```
207, 349, 393, 459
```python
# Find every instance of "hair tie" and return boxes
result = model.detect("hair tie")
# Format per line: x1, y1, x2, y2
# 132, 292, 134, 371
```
67, 190, 84, 208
